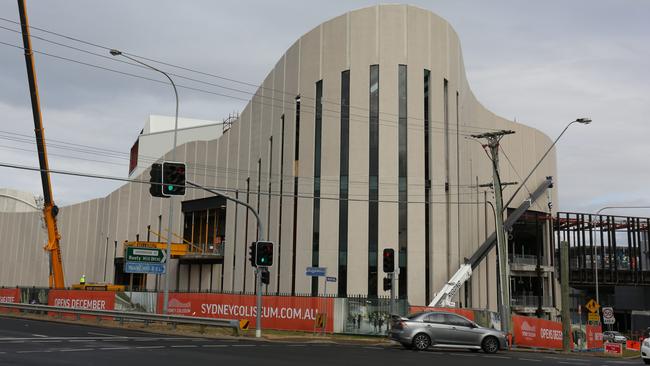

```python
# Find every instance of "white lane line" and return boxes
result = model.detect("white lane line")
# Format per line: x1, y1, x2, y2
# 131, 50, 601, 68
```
17, 350, 52, 354
171, 345, 198, 348
88, 332, 124, 337
69, 340, 96, 342
8, 341, 25, 343
59, 348, 95, 352
135, 346, 165, 349
32, 340, 61, 343
202, 344, 229, 348
519, 358, 542, 362
484, 355, 511, 359
99, 347, 129, 350
31, 334, 48, 338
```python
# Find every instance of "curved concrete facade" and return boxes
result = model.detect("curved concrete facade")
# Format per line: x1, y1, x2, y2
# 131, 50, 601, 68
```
0, 5, 557, 308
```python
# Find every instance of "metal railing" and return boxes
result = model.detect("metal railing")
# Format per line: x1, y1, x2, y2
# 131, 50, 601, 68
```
0, 302, 240, 334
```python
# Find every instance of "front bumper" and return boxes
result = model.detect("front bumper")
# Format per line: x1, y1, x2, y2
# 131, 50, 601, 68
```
641, 343, 650, 359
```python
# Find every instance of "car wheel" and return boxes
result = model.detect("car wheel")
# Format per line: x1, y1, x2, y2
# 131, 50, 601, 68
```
412, 333, 431, 351
482, 336, 499, 354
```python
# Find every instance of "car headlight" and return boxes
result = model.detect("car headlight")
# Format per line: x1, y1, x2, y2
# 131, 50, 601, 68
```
644, 339, 650, 347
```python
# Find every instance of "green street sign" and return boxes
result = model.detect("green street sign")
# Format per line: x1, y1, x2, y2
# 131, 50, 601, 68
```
125, 247, 166, 263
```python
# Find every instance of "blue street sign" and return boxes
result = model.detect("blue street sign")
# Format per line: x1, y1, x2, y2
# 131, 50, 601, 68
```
125, 261, 166, 274
326, 276, 337, 283
305, 267, 327, 277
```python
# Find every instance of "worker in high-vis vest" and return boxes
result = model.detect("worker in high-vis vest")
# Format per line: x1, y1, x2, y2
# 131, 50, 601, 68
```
80, 274, 86, 285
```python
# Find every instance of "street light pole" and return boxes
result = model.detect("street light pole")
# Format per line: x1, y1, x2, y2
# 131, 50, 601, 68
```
502, 118, 591, 211
110, 49, 179, 315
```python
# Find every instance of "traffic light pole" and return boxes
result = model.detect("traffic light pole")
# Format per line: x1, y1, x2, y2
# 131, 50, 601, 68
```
186, 181, 265, 337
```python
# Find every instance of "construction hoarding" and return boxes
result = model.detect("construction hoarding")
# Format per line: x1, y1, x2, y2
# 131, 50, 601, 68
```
47, 289, 115, 319
0, 287, 20, 313
512, 315, 565, 350
157, 293, 334, 332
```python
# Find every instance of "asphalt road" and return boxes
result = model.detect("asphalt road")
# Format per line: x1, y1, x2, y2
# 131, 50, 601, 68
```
0, 316, 641, 366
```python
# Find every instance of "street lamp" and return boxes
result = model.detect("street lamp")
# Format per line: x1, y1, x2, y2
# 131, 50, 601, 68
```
592, 206, 650, 306
503, 118, 591, 210
110, 48, 179, 315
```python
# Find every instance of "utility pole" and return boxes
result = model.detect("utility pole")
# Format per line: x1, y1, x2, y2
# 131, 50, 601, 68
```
472, 130, 514, 336
560, 241, 571, 352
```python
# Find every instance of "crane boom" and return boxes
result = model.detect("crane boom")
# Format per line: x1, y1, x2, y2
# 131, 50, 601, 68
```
18, 0, 65, 288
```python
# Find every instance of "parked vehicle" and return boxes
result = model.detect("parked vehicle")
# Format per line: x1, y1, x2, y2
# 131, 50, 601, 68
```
642, 337, 650, 364
389, 311, 507, 353
603, 331, 627, 343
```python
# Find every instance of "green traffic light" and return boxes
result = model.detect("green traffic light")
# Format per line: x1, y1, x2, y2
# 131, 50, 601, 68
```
168, 185, 174, 191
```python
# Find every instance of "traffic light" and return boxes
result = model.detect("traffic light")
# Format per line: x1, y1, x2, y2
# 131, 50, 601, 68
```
149, 163, 166, 198
162, 161, 186, 196
383, 248, 395, 273
261, 269, 270, 285
255, 241, 274, 267
383, 277, 392, 291
248, 242, 257, 267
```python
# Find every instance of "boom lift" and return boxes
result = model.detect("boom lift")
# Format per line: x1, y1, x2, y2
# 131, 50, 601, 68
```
18, 0, 65, 288
429, 177, 553, 307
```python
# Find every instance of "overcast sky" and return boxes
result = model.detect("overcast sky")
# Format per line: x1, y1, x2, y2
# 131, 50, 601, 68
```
0, 0, 648, 216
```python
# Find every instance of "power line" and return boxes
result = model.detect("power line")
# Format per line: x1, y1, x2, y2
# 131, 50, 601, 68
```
0, 161, 488, 205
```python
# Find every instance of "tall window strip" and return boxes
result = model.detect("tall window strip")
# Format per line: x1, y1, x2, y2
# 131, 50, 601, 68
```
338, 70, 350, 297
398, 65, 408, 299
291, 96, 300, 295
368, 64, 379, 297
231, 191, 239, 291
443, 79, 450, 278
267, 136, 273, 293
257, 158, 262, 240
243, 177, 251, 292
456, 91, 463, 304
423, 70, 432, 302
311, 80, 323, 296
277, 114, 285, 294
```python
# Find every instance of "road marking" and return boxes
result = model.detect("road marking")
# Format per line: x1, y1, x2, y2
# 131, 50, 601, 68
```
99, 347, 129, 350
88, 332, 124, 337
8, 341, 25, 343
519, 358, 541, 362
17, 350, 52, 354
32, 340, 61, 343
69, 339, 96, 342
31, 334, 48, 338
171, 345, 199, 348
232, 344, 255, 347
202, 344, 229, 348
485, 355, 511, 359
136, 346, 165, 349
59, 348, 95, 352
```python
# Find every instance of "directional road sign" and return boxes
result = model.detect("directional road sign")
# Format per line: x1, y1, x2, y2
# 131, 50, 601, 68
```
126, 247, 166, 263
124, 261, 166, 274
306, 267, 327, 277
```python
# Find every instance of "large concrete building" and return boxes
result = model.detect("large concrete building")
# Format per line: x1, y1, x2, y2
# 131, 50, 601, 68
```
0, 5, 558, 310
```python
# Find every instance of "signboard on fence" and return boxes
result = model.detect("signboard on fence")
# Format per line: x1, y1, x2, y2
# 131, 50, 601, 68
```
157, 293, 334, 333
604, 342, 623, 356
512, 315, 565, 350
0, 288, 20, 313
48, 289, 115, 319
586, 325, 603, 349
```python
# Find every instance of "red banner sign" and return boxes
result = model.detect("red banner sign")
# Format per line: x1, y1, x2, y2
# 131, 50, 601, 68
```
604, 342, 623, 355
512, 315, 566, 349
586, 325, 603, 349
626, 340, 640, 351
0, 288, 20, 313
48, 290, 115, 319
158, 293, 334, 332
409, 306, 476, 321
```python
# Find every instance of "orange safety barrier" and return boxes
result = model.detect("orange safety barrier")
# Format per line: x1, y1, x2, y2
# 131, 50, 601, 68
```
48, 289, 115, 319
408, 306, 476, 321
158, 293, 334, 332
0, 288, 20, 313
586, 325, 603, 349
512, 315, 566, 350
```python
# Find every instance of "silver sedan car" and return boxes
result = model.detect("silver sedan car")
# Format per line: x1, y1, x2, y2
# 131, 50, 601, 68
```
389, 311, 508, 353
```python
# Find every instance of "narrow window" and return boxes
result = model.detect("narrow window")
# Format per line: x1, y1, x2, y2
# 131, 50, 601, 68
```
368, 64, 379, 297
267, 136, 273, 293
423, 69, 431, 303
277, 115, 285, 294
291, 96, 300, 296
243, 177, 250, 292
311, 80, 323, 296
398, 65, 408, 299
338, 70, 350, 297
443, 79, 450, 278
